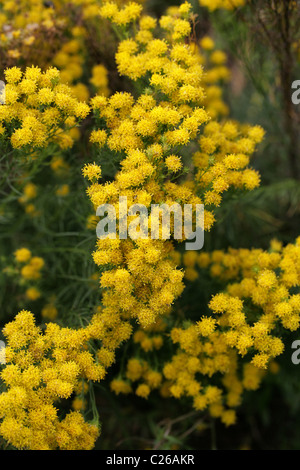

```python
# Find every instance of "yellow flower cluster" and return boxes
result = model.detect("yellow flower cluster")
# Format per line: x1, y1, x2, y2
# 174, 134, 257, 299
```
193, 120, 263, 209
1, 66, 90, 151
41, 301, 58, 321
90, 64, 110, 97
0, 310, 99, 449
52, 35, 109, 101
163, 6, 231, 119
109, 313, 267, 427
0, 0, 98, 61
17, 181, 40, 217
53, 38, 88, 99
0, 0, 289, 451
0, 0, 143, 109
85, 2, 263, 331
109, 235, 300, 425
199, 0, 245, 11
179, 237, 300, 366
111, 357, 163, 399
93, 238, 185, 328
6, 248, 45, 303
162, 332, 266, 427
0, 304, 135, 449
0, 0, 55, 62
199, 237, 300, 334
100, 1, 143, 26
156, 239, 300, 421
72, 381, 89, 412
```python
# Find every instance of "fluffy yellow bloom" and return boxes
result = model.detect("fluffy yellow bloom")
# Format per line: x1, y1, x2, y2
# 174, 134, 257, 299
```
199, 0, 245, 11
14, 247, 31, 263
165, 154, 183, 172
82, 163, 102, 181
25, 287, 41, 301
135, 383, 151, 398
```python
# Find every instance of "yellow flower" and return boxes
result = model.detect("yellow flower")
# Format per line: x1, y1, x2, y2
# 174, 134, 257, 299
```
41, 304, 58, 321
82, 163, 102, 181
165, 154, 183, 172
14, 248, 31, 263
25, 287, 41, 301
135, 383, 150, 399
